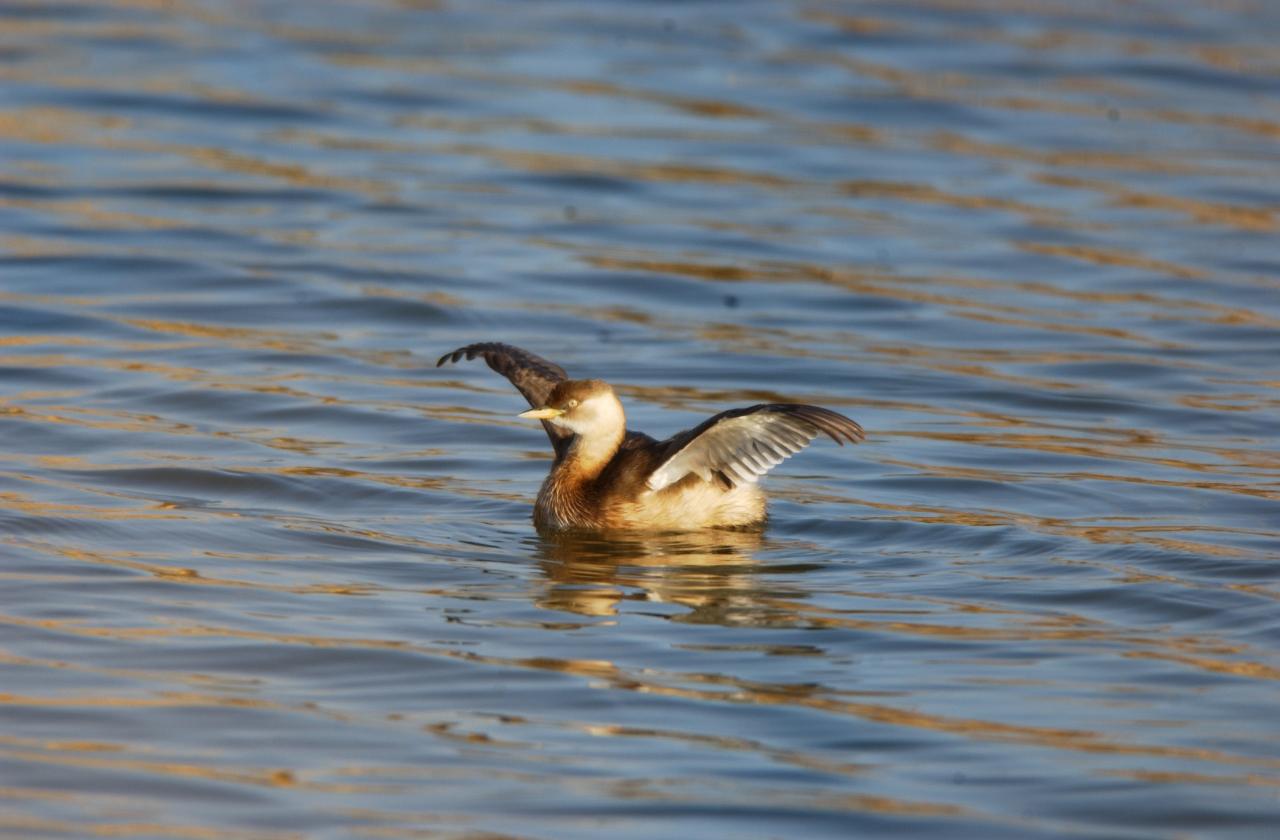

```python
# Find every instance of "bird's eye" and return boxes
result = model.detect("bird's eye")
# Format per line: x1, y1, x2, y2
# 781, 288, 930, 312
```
567, 399, 579, 408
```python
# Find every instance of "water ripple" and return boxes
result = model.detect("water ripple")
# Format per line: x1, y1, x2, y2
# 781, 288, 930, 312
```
1, 0, 1278, 838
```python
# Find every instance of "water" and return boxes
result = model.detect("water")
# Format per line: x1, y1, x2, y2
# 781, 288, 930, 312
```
2, 0, 1279, 837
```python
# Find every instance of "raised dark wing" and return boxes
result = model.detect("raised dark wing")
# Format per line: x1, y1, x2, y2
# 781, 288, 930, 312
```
646, 404, 863, 491
437, 342, 571, 456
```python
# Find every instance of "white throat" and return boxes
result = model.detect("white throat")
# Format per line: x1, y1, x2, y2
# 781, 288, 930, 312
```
555, 393, 625, 470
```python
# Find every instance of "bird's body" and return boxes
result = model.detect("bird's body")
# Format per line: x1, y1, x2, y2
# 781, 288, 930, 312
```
532, 425, 768, 531
437, 343, 863, 532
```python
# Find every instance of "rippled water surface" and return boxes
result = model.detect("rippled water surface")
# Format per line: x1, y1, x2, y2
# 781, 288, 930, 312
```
3, 1, 1280, 837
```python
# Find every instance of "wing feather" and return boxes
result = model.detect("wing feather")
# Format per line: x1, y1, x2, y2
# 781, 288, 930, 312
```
646, 404, 863, 492
437, 342, 571, 456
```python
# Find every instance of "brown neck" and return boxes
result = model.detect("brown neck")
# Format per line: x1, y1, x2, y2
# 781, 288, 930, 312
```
556, 427, 624, 483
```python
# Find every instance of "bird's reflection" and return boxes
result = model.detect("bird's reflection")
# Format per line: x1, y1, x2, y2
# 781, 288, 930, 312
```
532, 528, 787, 621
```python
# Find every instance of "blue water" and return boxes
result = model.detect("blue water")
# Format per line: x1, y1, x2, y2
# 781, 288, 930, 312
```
2, 1, 1279, 837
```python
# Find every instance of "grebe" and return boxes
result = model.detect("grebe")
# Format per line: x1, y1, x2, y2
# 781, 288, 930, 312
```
437, 342, 863, 532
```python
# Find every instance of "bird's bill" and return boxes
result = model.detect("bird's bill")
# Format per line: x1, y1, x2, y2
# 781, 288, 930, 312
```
518, 407, 564, 420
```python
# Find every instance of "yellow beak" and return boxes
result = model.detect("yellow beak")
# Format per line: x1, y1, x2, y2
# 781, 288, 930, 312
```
518, 406, 564, 420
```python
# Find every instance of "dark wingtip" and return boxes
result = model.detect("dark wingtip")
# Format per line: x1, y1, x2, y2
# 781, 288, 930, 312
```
832, 416, 866, 446
437, 345, 479, 368
789, 405, 864, 446
835, 418, 866, 446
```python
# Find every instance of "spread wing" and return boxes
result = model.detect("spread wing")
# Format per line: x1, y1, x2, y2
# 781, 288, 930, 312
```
437, 342, 571, 456
646, 404, 863, 492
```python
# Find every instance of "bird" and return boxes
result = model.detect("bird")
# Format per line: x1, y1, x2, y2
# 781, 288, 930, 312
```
437, 342, 864, 532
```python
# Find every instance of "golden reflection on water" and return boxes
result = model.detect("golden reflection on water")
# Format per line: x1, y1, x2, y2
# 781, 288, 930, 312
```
0, 815, 300, 840
534, 529, 766, 617
1035, 173, 1277, 232
527, 528, 1275, 691
3, 0, 1279, 835
6, 594, 1275, 777
574, 250, 1278, 342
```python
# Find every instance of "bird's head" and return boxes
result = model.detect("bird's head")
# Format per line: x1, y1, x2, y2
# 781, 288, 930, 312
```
519, 379, 623, 437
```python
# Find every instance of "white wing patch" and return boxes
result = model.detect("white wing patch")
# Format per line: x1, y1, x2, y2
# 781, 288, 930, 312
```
646, 414, 819, 492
